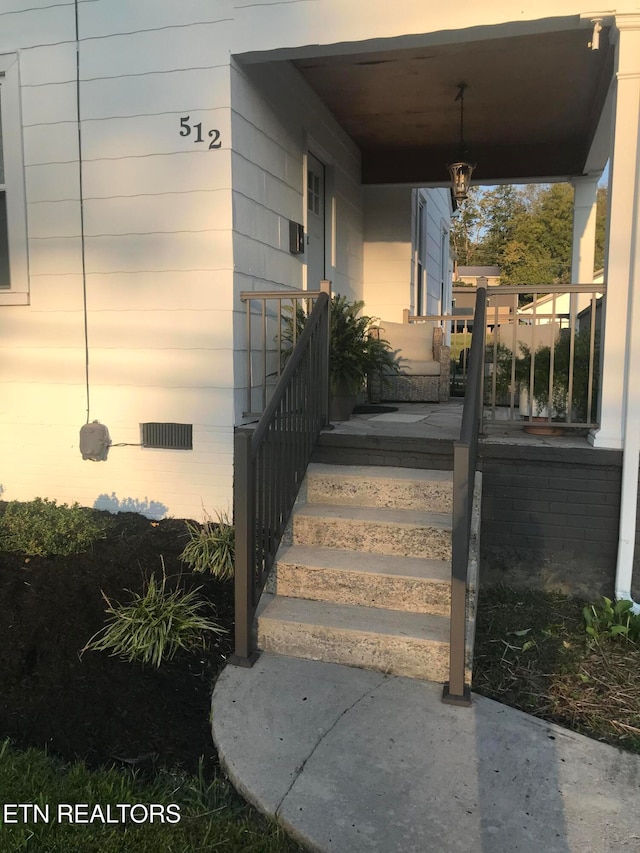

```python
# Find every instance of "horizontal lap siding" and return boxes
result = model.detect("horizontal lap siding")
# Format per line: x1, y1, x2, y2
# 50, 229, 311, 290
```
0, 2, 237, 519
362, 186, 412, 323
230, 58, 362, 420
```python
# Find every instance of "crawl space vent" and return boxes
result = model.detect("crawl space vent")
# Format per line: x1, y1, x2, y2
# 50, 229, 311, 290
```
141, 422, 193, 450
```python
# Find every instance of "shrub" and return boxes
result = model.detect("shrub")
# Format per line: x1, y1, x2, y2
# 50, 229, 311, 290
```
583, 597, 640, 645
180, 511, 235, 580
83, 563, 225, 668
0, 497, 109, 557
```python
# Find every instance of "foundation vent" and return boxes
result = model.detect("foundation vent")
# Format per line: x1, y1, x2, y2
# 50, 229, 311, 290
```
141, 422, 193, 450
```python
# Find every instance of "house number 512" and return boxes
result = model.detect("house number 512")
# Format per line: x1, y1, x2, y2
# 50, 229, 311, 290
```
179, 116, 222, 149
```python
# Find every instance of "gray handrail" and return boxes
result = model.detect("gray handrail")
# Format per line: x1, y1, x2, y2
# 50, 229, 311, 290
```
443, 285, 486, 706
230, 290, 330, 666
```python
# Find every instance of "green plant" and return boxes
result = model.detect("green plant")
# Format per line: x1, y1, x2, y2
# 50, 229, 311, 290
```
281, 295, 399, 394
83, 562, 225, 667
328, 294, 398, 393
491, 328, 599, 421
180, 510, 235, 579
583, 597, 640, 645
0, 497, 109, 557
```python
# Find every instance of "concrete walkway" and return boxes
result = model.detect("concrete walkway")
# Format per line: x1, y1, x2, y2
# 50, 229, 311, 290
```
212, 654, 640, 853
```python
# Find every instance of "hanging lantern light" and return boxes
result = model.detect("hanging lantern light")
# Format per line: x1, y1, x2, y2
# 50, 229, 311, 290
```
447, 83, 476, 202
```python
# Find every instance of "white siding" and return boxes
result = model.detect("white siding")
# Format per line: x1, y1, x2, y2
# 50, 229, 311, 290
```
425, 188, 452, 316
230, 58, 363, 419
362, 187, 451, 323
362, 186, 412, 323
0, 0, 490, 519
0, 1, 236, 520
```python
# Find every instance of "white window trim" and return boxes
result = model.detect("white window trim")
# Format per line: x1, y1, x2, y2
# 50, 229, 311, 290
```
0, 52, 29, 306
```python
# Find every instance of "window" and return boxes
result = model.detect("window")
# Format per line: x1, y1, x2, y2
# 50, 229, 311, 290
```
0, 53, 28, 305
307, 169, 321, 215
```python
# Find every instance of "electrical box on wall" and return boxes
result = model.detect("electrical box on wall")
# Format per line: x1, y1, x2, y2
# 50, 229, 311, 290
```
79, 421, 111, 461
289, 220, 305, 254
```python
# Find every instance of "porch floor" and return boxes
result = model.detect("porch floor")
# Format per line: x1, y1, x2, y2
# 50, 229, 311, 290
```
332, 399, 592, 449
212, 654, 640, 853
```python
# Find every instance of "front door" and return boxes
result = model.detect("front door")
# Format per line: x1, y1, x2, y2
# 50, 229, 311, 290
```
306, 153, 325, 289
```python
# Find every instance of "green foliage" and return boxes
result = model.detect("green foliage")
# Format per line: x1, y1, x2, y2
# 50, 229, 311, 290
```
491, 329, 599, 421
453, 183, 608, 286
281, 294, 399, 393
0, 739, 302, 852
583, 597, 640, 645
328, 294, 398, 393
180, 511, 235, 580
0, 497, 109, 557
83, 564, 225, 668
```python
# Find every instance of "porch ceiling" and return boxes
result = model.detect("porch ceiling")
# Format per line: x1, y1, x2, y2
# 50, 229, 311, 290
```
293, 27, 614, 185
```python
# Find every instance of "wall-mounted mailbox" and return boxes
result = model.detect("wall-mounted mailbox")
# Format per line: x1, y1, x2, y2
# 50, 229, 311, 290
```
289, 220, 305, 254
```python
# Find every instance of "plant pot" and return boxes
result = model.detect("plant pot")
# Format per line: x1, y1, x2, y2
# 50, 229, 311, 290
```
330, 379, 358, 421
519, 387, 564, 435
518, 386, 557, 419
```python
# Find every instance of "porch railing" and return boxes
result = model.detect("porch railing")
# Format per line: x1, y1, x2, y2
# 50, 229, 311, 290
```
483, 283, 604, 429
240, 283, 331, 418
230, 289, 330, 666
442, 285, 486, 706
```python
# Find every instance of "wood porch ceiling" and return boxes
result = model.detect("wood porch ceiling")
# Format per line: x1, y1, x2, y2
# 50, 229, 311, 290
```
293, 27, 614, 185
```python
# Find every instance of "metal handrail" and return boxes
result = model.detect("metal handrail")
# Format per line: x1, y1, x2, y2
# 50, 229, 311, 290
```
442, 285, 487, 706
230, 289, 330, 666
482, 282, 604, 428
240, 287, 329, 417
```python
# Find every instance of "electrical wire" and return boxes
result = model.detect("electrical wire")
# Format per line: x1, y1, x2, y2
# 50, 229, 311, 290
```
75, 0, 90, 424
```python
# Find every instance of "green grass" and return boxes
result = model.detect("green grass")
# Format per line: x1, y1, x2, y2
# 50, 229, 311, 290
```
473, 586, 640, 754
0, 740, 302, 852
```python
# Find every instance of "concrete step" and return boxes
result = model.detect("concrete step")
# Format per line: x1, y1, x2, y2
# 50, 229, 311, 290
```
292, 503, 452, 560
256, 594, 450, 681
271, 544, 450, 615
306, 463, 453, 512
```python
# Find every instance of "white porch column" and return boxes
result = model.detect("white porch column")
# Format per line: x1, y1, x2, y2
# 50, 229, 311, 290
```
570, 174, 599, 283
570, 174, 599, 321
590, 15, 640, 449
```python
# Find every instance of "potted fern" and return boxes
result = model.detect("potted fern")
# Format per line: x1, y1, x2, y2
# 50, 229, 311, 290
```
328, 295, 398, 420
282, 295, 398, 421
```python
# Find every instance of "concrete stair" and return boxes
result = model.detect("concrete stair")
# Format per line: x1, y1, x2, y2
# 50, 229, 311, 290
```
258, 464, 455, 682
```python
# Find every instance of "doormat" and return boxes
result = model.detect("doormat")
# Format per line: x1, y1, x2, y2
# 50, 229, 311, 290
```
352, 405, 399, 414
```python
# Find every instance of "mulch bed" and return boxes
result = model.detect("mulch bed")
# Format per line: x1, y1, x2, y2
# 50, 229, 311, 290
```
0, 510, 234, 778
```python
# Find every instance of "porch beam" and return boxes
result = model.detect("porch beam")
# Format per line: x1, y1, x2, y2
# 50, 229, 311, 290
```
361, 142, 586, 186
590, 14, 640, 449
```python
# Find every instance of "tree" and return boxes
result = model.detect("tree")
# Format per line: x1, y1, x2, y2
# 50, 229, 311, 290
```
450, 188, 483, 266
452, 183, 608, 285
594, 186, 607, 273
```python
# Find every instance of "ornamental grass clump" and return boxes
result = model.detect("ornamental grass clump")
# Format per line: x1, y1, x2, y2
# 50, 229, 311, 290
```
180, 511, 235, 580
0, 497, 109, 557
83, 562, 225, 668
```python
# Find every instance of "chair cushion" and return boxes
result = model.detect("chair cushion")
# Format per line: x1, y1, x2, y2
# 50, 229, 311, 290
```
400, 359, 441, 377
377, 321, 436, 369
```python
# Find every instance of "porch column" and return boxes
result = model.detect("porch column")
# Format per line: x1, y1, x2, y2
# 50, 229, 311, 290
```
570, 174, 599, 283
570, 174, 599, 325
590, 15, 640, 449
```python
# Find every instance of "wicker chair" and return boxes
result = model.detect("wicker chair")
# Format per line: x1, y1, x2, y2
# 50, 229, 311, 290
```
369, 319, 451, 403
